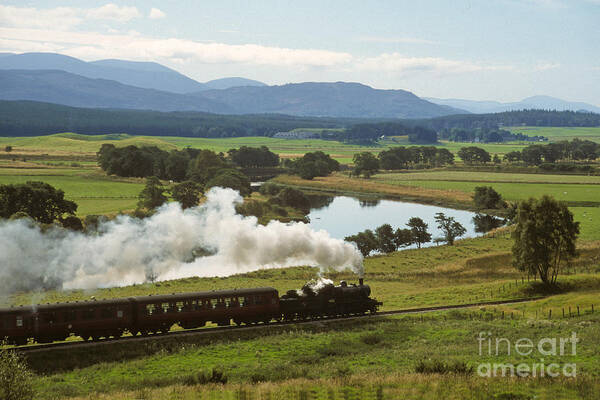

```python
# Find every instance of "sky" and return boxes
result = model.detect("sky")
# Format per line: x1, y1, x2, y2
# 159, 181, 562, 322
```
1, 0, 599, 105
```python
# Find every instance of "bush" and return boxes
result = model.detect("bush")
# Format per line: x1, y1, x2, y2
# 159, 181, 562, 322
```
0, 344, 35, 400
415, 359, 473, 375
360, 332, 384, 345
183, 368, 228, 386
259, 182, 282, 196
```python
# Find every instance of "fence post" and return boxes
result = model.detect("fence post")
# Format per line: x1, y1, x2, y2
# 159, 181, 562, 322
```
549, 309, 552, 319
577, 306, 580, 316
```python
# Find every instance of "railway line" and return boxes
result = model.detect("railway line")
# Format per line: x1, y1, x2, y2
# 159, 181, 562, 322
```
15, 296, 543, 354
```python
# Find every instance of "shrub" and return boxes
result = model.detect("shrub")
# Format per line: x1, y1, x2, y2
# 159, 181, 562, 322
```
259, 182, 282, 196
0, 344, 35, 400
414, 359, 473, 375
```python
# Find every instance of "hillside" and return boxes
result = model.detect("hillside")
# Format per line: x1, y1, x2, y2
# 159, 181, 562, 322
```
426, 95, 600, 114
195, 82, 464, 118
0, 69, 463, 118
0, 100, 353, 137
0, 70, 230, 113
0, 52, 208, 94
204, 77, 267, 90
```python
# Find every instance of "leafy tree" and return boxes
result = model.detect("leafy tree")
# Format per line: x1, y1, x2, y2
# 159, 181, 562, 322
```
493, 154, 501, 164
4, 145, 12, 152
512, 196, 579, 285
138, 176, 167, 210
472, 214, 504, 233
375, 224, 397, 253
353, 152, 379, 178
345, 229, 378, 257
473, 186, 504, 210
205, 169, 251, 196
406, 217, 431, 248
164, 151, 191, 182
394, 228, 413, 248
521, 145, 544, 166
228, 146, 279, 168
187, 150, 227, 185
60, 215, 84, 231
504, 151, 522, 163
434, 213, 467, 245
292, 151, 339, 180
0, 342, 35, 400
457, 147, 491, 165
171, 181, 202, 209
0, 181, 77, 223
408, 126, 437, 143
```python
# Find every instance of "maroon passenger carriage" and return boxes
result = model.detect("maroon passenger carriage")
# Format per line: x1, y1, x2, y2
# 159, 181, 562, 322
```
0, 287, 279, 345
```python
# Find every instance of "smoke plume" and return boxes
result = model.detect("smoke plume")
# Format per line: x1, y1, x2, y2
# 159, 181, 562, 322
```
0, 187, 363, 295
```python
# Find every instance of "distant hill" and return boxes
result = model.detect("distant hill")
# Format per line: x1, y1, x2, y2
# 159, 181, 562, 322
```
0, 69, 463, 118
426, 95, 600, 114
204, 77, 267, 90
0, 100, 354, 138
411, 109, 600, 131
0, 52, 208, 93
0, 69, 230, 113
194, 82, 464, 118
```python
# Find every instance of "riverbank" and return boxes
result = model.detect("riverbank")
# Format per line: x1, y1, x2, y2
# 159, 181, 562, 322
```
272, 173, 476, 212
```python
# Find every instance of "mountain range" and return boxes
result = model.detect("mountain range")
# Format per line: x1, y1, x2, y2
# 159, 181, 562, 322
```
1, 52, 597, 119
0, 52, 264, 93
425, 96, 600, 114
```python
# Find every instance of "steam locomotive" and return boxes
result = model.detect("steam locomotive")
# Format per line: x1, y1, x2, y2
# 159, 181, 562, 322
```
0, 279, 381, 345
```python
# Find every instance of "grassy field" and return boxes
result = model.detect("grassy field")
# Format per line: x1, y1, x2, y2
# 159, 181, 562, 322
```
508, 126, 600, 143
8, 233, 599, 400
0, 132, 542, 165
0, 166, 145, 215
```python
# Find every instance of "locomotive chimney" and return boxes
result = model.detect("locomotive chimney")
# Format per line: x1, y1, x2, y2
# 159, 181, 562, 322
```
359, 278, 364, 286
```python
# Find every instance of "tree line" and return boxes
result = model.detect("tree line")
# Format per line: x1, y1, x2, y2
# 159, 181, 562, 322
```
439, 127, 546, 143
414, 109, 600, 131
337, 122, 438, 145
0, 100, 348, 138
345, 213, 467, 256
503, 139, 599, 165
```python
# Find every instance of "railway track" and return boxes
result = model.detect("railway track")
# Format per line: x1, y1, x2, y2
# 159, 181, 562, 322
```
14, 296, 543, 354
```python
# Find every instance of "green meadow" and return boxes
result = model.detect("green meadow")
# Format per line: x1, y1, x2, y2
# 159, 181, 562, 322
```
508, 126, 600, 143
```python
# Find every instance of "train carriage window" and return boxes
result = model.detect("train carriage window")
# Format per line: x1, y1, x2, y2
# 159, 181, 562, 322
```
117, 310, 123, 318
146, 304, 155, 315
176, 301, 184, 312
243, 296, 253, 306
16, 316, 23, 327
210, 298, 218, 309
101, 308, 113, 319
161, 303, 170, 313
82, 309, 95, 320
41, 313, 56, 324
64, 310, 76, 322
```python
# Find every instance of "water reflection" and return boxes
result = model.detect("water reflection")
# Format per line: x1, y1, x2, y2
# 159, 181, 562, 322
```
307, 195, 488, 248
472, 214, 505, 233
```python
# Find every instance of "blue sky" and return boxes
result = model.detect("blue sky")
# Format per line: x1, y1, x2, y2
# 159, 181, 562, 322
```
1, 0, 599, 104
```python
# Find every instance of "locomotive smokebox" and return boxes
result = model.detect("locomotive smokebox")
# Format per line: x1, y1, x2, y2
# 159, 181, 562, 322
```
359, 278, 364, 286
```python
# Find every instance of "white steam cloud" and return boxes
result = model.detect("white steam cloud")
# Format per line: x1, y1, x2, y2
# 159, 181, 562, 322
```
0, 188, 363, 295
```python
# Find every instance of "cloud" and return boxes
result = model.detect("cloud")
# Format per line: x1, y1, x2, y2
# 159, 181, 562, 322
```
149, 8, 166, 20
358, 36, 439, 45
0, 27, 352, 67
357, 53, 512, 75
0, 4, 141, 30
534, 62, 560, 71
87, 4, 141, 22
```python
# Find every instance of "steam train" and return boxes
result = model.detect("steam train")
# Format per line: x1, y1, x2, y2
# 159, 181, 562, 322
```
0, 279, 381, 345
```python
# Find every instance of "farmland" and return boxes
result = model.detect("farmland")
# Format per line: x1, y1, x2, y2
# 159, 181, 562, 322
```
1, 131, 600, 399
10, 233, 600, 400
